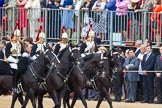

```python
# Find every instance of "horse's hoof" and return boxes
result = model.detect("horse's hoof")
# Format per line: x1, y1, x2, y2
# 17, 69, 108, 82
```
21, 106, 26, 108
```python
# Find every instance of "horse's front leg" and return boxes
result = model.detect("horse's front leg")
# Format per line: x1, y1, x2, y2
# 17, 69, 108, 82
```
70, 93, 78, 108
10, 92, 18, 108
21, 89, 36, 108
21, 94, 30, 108
18, 92, 25, 106
96, 94, 104, 108
28, 89, 36, 108
38, 89, 47, 108
99, 87, 113, 108
71, 88, 87, 108
58, 88, 64, 108
63, 90, 71, 108
49, 90, 60, 108
38, 93, 44, 108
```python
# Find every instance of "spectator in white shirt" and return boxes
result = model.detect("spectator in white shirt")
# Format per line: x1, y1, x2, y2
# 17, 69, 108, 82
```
25, 0, 41, 41
137, 44, 146, 101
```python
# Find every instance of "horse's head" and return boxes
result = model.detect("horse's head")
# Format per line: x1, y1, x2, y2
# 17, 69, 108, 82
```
70, 47, 84, 64
44, 48, 60, 65
33, 52, 51, 78
105, 48, 123, 73
45, 46, 77, 65
35, 51, 49, 65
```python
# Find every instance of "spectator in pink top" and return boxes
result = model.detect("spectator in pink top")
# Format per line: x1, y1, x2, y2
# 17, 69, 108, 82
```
115, 0, 130, 41
116, 0, 130, 15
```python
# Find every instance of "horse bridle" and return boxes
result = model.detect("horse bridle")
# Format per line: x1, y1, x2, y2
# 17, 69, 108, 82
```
45, 48, 79, 82
29, 60, 53, 81
44, 49, 60, 67
70, 48, 83, 65
111, 52, 121, 73
99, 57, 111, 78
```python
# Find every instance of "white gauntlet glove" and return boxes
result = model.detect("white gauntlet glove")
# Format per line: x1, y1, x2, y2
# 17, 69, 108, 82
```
7, 56, 18, 63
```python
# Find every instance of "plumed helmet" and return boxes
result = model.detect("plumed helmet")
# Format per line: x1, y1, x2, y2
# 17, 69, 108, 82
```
89, 30, 95, 37
62, 32, 68, 39
39, 32, 46, 39
14, 29, 21, 37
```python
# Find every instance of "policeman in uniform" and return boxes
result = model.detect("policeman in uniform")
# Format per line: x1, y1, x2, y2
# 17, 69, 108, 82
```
54, 32, 68, 55
31, 32, 46, 60
5, 29, 24, 92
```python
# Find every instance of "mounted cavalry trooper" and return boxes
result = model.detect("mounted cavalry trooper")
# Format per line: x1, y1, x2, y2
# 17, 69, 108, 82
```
80, 30, 96, 57
54, 32, 69, 55
31, 32, 46, 60
5, 29, 24, 93
5, 29, 24, 70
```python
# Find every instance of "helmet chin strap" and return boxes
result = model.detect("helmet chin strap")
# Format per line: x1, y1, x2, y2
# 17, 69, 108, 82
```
101, 53, 103, 60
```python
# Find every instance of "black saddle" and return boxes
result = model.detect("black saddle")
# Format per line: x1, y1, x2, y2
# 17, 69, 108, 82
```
0, 60, 13, 75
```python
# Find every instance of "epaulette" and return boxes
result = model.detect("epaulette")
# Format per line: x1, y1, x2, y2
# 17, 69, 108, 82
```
33, 41, 37, 44
6, 41, 10, 44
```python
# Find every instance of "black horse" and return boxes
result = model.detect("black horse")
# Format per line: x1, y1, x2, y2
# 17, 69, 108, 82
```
36, 47, 81, 108
0, 75, 24, 108
0, 60, 24, 108
63, 50, 122, 108
95, 50, 123, 108
17, 52, 51, 108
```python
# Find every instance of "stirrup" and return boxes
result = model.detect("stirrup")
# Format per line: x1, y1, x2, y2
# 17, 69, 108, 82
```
12, 88, 21, 94
12, 88, 18, 93
86, 80, 93, 87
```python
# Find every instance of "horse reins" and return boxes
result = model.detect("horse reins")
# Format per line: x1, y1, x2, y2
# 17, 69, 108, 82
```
29, 61, 53, 81
45, 50, 60, 65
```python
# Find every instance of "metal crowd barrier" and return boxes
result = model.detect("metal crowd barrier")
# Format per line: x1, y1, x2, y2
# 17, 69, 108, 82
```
0, 7, 161, 48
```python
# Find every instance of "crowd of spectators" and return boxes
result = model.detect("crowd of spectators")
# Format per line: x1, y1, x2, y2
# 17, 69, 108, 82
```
0, 0, 162, 104
0, 0, 162, 103
113, 39, 162, 104
0, 0, 161, 45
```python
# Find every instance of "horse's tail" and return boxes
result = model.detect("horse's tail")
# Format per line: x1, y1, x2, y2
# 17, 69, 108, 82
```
17, 57, 30, 74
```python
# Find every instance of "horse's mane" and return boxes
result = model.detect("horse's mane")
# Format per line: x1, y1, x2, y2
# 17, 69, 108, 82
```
83, 53, 94, 61
35, 53, 45, 63
0, 61, 11, 75
17, 57, 30, 74
57, 47, 69, 59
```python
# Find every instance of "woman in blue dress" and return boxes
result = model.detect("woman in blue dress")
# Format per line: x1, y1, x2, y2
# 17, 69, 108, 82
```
60, 0, 74, 36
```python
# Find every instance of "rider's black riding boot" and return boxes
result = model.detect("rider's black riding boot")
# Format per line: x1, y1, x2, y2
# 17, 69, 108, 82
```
12, 69, 19, 93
